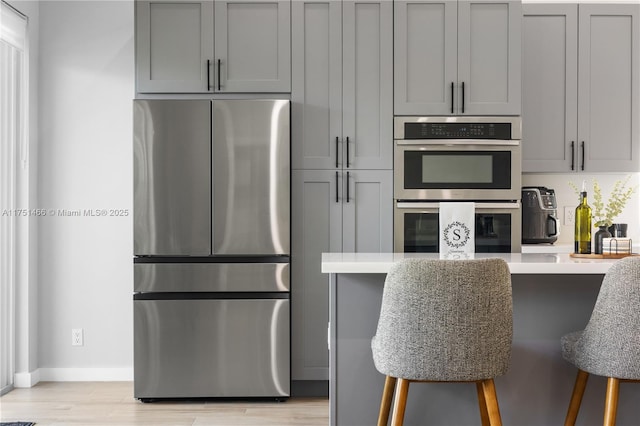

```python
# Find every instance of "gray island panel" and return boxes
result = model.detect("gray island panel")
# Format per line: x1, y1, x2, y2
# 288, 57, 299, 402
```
329, 271, 640, 426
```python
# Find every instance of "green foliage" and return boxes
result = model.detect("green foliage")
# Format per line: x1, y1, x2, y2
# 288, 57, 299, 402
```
568, 176, 636, 228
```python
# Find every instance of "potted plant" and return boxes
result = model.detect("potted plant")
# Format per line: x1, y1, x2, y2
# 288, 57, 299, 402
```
569, 175, 636, 253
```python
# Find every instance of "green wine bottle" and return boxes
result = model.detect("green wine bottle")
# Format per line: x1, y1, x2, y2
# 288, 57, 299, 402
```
574, 184, 592, 254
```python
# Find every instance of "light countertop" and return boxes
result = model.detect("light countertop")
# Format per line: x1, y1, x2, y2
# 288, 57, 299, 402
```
321, 252, 621, 274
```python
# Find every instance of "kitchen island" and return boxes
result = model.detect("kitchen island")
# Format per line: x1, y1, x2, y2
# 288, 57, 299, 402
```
322, 253, 639, 426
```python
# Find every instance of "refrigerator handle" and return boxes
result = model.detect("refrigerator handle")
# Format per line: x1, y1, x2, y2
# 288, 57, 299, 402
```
335, 171, 339, 203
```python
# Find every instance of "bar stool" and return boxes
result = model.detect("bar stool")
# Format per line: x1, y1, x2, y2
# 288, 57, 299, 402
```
561, 256, 640, 426
371, 258, 513, 426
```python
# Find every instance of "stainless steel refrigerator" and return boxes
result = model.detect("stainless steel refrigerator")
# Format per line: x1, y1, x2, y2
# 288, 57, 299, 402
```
133, 99, 290, 401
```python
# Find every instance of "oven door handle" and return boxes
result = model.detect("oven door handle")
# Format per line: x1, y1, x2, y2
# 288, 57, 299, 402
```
395, 139, 521, 146
396, 202, 521, 209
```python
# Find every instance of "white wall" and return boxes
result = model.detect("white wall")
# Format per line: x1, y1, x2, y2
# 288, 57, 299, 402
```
523, 173, 640, 245
36, 0, 134, 379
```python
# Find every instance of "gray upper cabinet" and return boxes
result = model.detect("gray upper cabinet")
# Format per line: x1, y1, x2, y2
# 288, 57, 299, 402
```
522, 3, 639, 172
522, 4, 577, 172
578, 4, 639, 172
136, 0, 214, 93
394, 0, 522, 116
136, 0, 291, 93
291, 0, 393, 170
214, 0, 290, 92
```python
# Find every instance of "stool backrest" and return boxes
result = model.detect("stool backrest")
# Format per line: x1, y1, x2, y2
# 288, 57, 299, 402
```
372, 258, 512, 381
575, 256, 640, 379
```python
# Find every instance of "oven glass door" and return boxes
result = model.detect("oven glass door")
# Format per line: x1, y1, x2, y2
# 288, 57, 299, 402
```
394, 142, 521, 200
394, 203, 521, 253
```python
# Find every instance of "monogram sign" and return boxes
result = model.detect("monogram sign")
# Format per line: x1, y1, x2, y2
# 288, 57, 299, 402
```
439, 202, 475, 259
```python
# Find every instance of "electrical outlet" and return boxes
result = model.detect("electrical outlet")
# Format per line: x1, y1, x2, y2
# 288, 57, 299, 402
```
72, 328, 83, 346
564, 206, 575, 226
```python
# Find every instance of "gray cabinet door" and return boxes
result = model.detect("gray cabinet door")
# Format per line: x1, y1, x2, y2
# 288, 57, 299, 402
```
293, 0, 393, 170
458, 0, 522, 115
578, 4, 639, 172
136, 0, 214, 93
395, 0, 520, 116
394, 0, 457, 116
214, 0, 291, 92
291, 169, 392, 381
522, 3, 639, 173
291, 170, 342, 381
522, 4, 578, 172
341, 170, 393, 252
291, 0, 342, 170
342, 0, 393, 170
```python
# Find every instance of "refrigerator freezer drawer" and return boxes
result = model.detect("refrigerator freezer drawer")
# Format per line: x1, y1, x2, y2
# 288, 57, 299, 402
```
134, 298, 290, 399
134, 262, 290, 293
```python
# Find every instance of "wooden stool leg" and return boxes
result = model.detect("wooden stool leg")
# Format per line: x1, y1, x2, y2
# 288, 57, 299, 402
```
564, 369, 589, 426
377, 376, 397, 426
391, 378, 410, 426
480, 378, 502, 426
476, 381, 490, 426
603, 377, 620, 426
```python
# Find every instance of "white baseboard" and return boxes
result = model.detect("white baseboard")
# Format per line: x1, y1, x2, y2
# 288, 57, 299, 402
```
14, 369, 40, 388
14, 368, 133, 386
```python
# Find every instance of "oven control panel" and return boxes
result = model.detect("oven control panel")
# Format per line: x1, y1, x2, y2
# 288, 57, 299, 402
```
404, 122, 512, 140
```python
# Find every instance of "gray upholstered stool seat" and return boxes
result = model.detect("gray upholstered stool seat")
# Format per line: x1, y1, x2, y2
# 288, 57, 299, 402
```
561, 256, 640, 426
371, 258, 513, 426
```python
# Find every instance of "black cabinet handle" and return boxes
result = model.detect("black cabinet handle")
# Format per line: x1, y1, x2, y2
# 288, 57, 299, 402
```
335, 171, 339, 203
451, 82, 454, 114
581, 141, 585, 171
346, 136, 350, 168
461, 81, 465, 114
570, 141, 575, 171
346, 172, 350, 203
207, 59, 211, 91
335, 137, 339, 168
217, 59, 221, 91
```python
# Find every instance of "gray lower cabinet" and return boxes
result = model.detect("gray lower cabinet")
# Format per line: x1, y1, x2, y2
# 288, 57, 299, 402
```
394, 0, 522, 116
291, 170, 392, 381
136, 0, 290, 93
523, 3, 640, 172
291, 0, 393, 170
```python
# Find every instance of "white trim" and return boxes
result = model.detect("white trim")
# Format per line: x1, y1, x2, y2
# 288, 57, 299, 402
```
14, 368, 134, 387
14, 368, 39, 388
38, 368, 134, 382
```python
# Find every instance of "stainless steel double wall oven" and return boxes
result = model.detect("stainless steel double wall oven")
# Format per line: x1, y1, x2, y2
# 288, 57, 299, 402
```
394, 116, 522, 253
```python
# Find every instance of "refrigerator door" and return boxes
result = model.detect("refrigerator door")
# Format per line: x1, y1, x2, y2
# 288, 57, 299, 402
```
212, 100, 290, 255
133, 100, 211, 256
134, 298, 290, 399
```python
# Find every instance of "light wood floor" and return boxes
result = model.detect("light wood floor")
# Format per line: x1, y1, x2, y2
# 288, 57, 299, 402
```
0, 382, 329, 425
